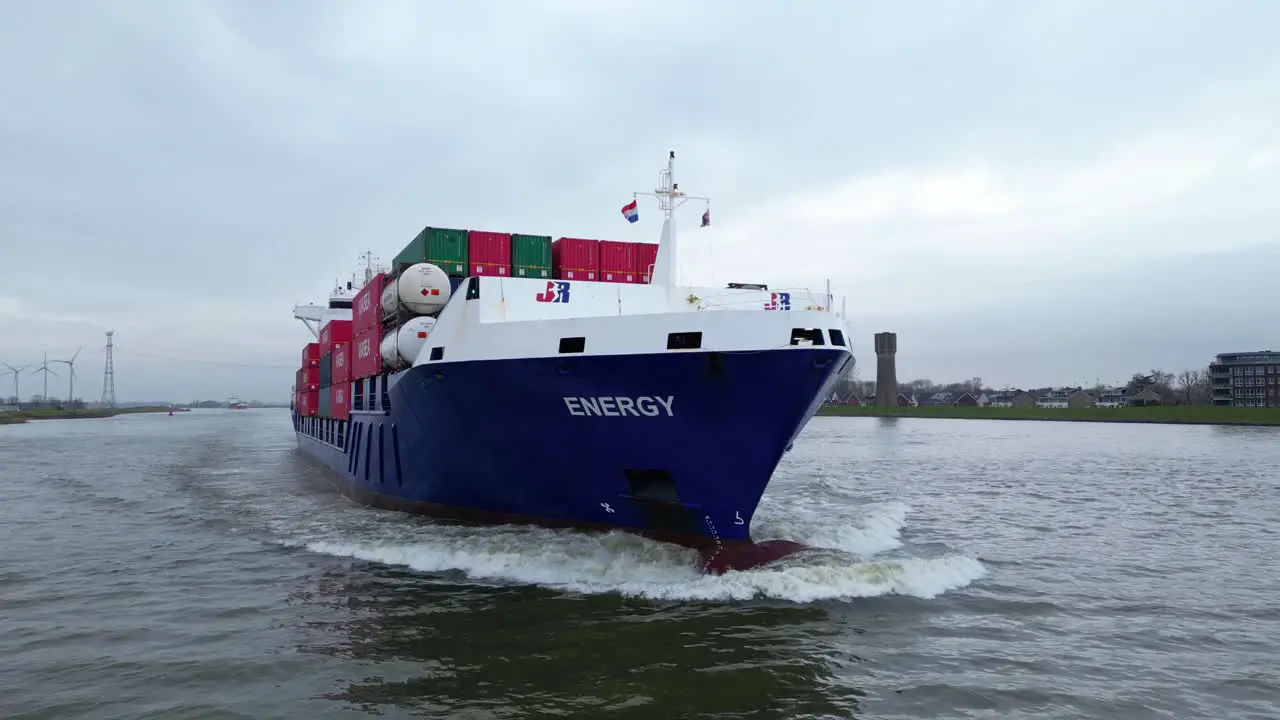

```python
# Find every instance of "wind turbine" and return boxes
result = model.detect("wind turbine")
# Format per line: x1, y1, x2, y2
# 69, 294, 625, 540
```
1, 363, 28, 405
51, 348, 82, 408
29, 352, 57, 404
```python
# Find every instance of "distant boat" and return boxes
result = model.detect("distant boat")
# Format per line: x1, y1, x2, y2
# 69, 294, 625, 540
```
228, 398, 249, 410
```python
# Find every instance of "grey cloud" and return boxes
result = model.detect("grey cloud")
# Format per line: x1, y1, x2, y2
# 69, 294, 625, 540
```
1, 0, 1278, 401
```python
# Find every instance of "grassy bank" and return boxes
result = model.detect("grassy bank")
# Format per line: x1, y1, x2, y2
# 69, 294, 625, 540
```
3, 406, 177, 422
816, 404, 1280, 426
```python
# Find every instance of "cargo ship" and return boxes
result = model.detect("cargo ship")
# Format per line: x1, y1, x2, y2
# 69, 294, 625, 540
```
290, 152, 855, 574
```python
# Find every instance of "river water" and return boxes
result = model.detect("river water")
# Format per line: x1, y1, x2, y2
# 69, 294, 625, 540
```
1, 409, 1276, 719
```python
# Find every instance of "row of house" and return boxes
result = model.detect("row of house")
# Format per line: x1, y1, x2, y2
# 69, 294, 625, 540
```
826, 384, 1176, 408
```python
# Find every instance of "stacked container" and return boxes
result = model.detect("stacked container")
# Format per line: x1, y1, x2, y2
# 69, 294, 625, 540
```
352, 272, 386, 333
317, 319, 353, 419
394, 226, 469, 276
552, 237, 599, 281
296, 366, 319, 393
330, 384, 350, 420
468, 230, 512, 277
320, 319, 352, 357
634, 242, 659, 284
298, 390, 318, 416
599, 240, 637, 283
318, 353, 333, 389
511, 234, 552, 279
297, 343, 320, 416
333, 342, 350, 385
351, 327, 381, 380
352, 274, 386, 381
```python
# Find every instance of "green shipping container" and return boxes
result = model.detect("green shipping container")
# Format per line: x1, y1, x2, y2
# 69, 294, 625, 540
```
510, 234, 552, 279
393, 226, 469, 276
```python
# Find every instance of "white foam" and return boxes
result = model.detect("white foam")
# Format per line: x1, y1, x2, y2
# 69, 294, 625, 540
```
207, 452, 987, 604
757, 499, 913, 559
283, 500, 986, 603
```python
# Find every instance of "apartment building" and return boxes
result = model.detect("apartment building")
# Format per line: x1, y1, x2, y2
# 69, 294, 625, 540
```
1209, 351, 1280, 407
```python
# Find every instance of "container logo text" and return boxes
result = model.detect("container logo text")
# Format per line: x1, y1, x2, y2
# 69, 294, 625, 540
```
536, 281, 571, 304
764, 292, 791, 311
357, 294, 371, 314
356, 337, 371, 359
564, 396, 674, 417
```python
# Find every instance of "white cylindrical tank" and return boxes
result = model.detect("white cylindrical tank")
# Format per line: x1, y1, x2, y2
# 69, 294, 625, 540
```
379, 316, 438, 368
397, 263, 453, 315
380, 282, 398, 315
394, 316, 438, 365
379, 332, 400, 368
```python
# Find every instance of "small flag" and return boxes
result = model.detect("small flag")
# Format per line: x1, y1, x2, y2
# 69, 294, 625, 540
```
621, 199, 639, 224
701, 208, 711, 227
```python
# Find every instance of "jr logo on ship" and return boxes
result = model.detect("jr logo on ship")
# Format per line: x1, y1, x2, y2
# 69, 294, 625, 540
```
535, 281, 571, 303
764, 292, 791, 311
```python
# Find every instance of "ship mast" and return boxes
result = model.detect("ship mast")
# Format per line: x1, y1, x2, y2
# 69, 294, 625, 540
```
358, 250, 378, 287
634, 151, 709, 288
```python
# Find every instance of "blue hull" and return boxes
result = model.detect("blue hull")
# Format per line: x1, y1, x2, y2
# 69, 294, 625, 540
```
295, 347, 848, 547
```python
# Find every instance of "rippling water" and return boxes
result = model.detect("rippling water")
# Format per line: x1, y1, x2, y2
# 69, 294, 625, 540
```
1, 410, 1277, 719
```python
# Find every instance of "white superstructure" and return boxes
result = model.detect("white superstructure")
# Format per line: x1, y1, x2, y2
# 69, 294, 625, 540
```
295, 152, 854, 375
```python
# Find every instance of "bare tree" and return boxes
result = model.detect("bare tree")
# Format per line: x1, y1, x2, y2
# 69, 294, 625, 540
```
1177, 369, 1202, 404
904, 378, 936, 393
1149, 368, 1175, 391
1193, 365, 1213, 405
1128, 369, 1175, 395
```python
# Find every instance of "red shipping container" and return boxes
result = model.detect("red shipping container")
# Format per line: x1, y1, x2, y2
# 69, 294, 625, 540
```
351, 325, 383, 380
599, 240, 637, 283
302, 343, 320, 368
320, 319, 352, 356
468, 230, 512, 277
299, 390, 319, 417
552, 237, 599, 281
352, 273, 386, 333
330, 384, 350, 421
633, 242, 659, 284
332, 342, 350, 384
296, 366, 319, 393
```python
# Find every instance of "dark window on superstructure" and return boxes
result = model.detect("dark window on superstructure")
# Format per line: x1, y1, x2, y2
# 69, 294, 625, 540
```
667, 332, 702, 350
465, 277, 480, 300
429, 347, 444, 361
829, 329, 846, 347
559, 337, 586, 354
789, 328, 825, 346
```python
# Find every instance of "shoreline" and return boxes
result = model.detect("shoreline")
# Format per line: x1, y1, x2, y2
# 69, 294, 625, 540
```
0, 406, 182, 424
816, 405, 1280, 427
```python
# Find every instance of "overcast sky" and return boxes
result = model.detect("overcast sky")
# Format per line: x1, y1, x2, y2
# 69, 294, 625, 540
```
2, 0, 1278, 402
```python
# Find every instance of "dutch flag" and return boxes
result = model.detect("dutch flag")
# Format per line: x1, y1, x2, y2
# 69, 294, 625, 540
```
621, 199, 639, 224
